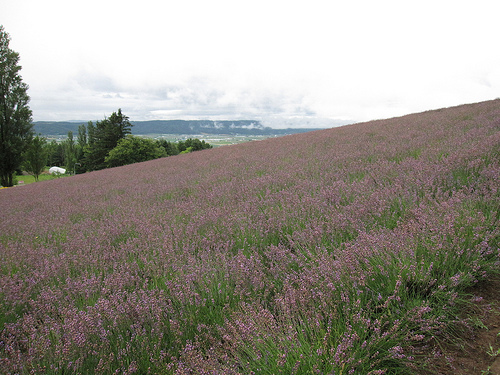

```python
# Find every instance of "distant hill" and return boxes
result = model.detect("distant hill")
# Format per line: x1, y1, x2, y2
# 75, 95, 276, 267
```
33, 120, 324, 136
33, 121, 82, 135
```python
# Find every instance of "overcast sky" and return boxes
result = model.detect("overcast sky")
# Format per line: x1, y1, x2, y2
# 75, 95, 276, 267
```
2, 0, 499, 127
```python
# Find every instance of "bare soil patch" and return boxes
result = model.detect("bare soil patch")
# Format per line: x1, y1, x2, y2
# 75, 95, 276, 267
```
418, 274, 500, 374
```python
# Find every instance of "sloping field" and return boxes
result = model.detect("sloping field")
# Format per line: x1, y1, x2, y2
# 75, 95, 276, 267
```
1, 100, 499, 374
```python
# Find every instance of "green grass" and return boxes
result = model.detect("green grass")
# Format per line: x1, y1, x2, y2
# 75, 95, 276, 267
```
15, 171, 67, 185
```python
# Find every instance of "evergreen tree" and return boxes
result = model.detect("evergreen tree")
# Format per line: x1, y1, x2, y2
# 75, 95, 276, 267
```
81, 121, 95, 171
77, 123, 87, 148
86, 121, 95, 147
62, 131, 77, 170
0, 26, 33, 186
83, 109, 132, 171
156, 139, 179, 156
46, 140, 64, 167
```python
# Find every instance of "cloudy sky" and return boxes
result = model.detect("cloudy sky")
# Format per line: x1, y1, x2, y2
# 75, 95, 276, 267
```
2, 0, 499, 127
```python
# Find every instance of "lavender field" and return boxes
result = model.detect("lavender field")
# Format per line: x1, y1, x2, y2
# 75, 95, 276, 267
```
1, 100, 499, 374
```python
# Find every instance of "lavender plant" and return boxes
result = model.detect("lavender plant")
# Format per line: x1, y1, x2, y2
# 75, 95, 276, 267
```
1, 100, 499, 374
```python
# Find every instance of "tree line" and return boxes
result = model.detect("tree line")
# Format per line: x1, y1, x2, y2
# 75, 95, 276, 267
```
22, 110, 213, 181
0, 25, 211, 186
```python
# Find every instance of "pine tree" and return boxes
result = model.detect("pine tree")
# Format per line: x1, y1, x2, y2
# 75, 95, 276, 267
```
82, 109, 132, 171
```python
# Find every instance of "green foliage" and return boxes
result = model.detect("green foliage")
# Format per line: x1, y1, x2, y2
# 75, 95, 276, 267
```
156, 139, 179, 156
77, 123, 87, 148
82, 109, 132, 171
38, 112, 215, 174
0, 26, 33, 187
102, 136, 212, 169
22, 135, 48, 181
105, 135, 167, 168
177, 138, 213, 153
30, 110, 214, 177
180, 146, 194, 154
61, 131, 82, 170
46, 140, 64, 167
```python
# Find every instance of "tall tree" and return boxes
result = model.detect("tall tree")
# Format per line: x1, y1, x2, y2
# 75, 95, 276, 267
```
62, 131, 77, 170
0, 26, 33, 187
77, 123, 87, 148
83, 109, 132, 171
46, 140, 64, 167
23, 135, 47, 181
86, 121, 95, 147
74, 124, 87, 173
81, 121, 95, 171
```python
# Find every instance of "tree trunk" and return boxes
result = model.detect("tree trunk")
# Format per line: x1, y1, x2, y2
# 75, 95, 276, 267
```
1, 172, 13, 187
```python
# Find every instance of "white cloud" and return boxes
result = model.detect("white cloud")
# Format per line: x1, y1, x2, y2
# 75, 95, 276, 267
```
2, 0, 500, 124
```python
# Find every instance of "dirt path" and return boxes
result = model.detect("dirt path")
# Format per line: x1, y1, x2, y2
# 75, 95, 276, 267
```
419, 274, 500, 374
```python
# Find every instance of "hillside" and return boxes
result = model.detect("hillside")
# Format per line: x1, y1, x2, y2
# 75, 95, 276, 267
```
33, 119, 326, 136
1, 100, 499, 374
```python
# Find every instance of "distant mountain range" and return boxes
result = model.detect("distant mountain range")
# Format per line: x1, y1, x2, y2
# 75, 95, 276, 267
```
33, 120, 326, 136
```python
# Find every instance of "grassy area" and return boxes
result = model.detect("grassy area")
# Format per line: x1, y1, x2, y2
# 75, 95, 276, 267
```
14, 171, 66, 186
